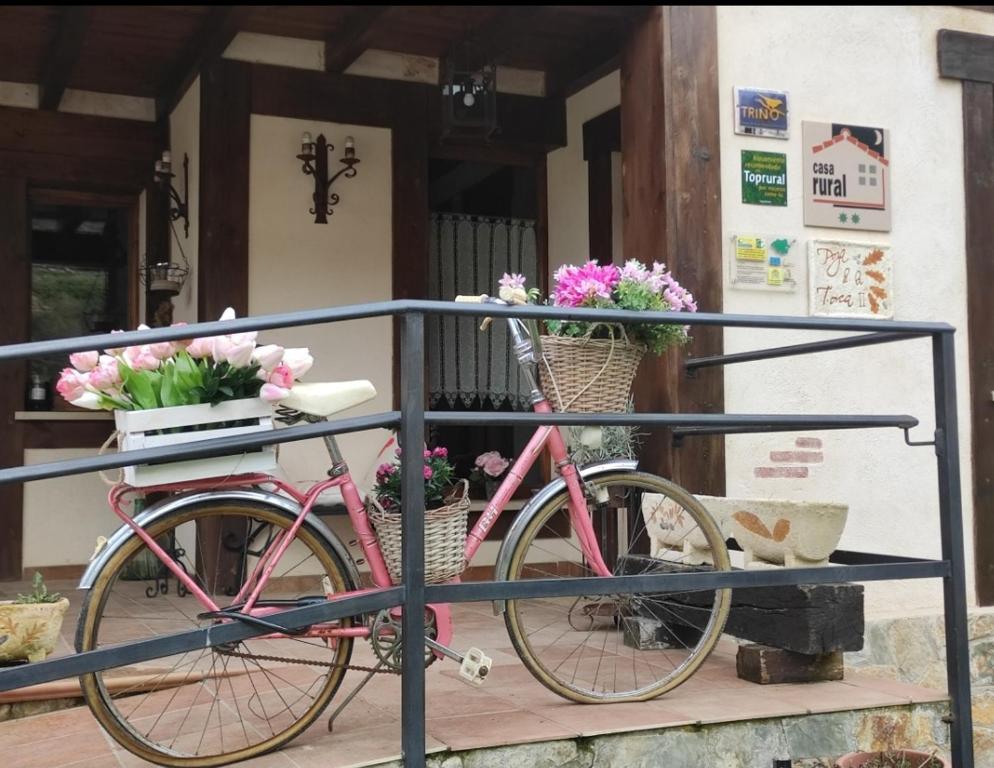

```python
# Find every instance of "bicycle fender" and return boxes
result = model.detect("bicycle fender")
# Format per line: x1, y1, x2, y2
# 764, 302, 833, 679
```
491, 458, 637, 615
79, 488, 362, 591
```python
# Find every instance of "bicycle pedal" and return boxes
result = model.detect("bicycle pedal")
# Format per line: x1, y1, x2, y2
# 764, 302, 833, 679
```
458, 647, 491, 686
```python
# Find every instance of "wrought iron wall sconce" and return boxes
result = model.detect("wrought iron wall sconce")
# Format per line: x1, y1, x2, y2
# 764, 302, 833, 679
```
153, 150, 190, 238
296, 133, 360, 224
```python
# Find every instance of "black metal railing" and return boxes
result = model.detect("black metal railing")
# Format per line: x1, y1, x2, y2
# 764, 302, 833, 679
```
0, 300, 974, 766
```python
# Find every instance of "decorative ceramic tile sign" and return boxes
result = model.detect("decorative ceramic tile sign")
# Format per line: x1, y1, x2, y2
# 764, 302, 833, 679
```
730, 233, 799, 292
734, 87, 789, 138
808, 240, 892, 318
803, 121, 891, 232
741, 150, 787, 206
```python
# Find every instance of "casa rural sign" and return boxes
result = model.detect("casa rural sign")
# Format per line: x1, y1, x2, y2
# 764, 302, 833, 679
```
802, 121, 891, 232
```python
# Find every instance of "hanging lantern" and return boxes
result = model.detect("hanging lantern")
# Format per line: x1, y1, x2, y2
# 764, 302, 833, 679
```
441, 43, 497, 140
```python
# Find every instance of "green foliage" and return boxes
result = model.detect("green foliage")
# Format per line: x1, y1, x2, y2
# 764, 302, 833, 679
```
117, 352, 263, 412
15, 572, 62, 604
188, 359, 263, 407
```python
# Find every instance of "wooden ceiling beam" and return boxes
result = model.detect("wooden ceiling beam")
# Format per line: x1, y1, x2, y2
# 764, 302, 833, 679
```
545, 7, 648, 98
443, 6, 548, 67
156, 6, 252, 120
324, 6, 392, 73
39, 7, 90, 111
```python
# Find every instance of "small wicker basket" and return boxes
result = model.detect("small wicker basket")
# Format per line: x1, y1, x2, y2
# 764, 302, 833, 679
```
367, 480, 470, 585
538, 333, 646, 413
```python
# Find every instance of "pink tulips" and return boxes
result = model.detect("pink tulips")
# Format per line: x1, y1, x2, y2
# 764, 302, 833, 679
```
56, 307, 314, 411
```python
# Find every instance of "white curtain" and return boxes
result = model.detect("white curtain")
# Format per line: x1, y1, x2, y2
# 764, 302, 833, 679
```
428, 213, 538, 409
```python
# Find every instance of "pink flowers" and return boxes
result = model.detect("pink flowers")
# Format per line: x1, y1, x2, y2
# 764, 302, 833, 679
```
552, 262, 621, 307
68, 351, 98, 372
55, 307, 314, 411
372, 444, 456, 512
56, 368, 88, 402
259, 363, 295, 402
474, 450, 510, 479
534, 258, 697, 355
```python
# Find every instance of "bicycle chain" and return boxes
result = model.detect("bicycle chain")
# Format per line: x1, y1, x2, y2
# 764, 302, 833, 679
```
216, 645, 402, 676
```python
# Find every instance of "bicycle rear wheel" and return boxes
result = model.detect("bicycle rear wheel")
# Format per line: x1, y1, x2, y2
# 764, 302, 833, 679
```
76, 500, 357, 767
504, 471, 731, 703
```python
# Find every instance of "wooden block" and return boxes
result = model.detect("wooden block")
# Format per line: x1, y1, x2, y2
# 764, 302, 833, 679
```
617, 554, 864, 654
736, 643, 844, 684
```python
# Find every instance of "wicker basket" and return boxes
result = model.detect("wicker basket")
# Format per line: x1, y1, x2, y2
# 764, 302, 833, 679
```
538, 333, 646, 413
367, 480, 470, 584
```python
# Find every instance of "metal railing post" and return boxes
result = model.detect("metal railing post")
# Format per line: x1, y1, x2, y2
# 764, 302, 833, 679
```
933, 331, 974, 766
400, 311, 427, 768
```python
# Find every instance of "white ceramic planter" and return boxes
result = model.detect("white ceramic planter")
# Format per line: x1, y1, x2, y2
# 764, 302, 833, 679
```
116, 398, 277, 487
0, 598, 70, 662
642, 494, 849, 568
722, 497, 849, 568
641, 493, 732, 565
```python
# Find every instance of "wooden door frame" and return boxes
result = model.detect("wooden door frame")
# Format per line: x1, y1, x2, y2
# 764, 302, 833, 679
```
620, 6, 725, 496
939, 28, 994, 604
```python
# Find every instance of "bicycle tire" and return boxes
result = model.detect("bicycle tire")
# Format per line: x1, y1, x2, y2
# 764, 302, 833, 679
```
503, 471, 731, 703
76, 499, 358, 767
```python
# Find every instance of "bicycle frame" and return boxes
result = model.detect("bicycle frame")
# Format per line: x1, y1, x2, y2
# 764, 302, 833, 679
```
104, 314, 611, 650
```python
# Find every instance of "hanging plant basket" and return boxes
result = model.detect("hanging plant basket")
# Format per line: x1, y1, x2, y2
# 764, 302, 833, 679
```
538, 333, 645, 413
367, 480, 470, 585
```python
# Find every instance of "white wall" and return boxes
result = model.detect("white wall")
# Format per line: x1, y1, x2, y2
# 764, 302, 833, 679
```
547, 71, 621, 276
248, 115, 394, 498
167, 77, 200, 323
23, 449, 120, 569
717, 6, 994, 614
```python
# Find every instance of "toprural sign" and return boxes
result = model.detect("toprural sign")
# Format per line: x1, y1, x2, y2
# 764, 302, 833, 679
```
802, 121, 891, 232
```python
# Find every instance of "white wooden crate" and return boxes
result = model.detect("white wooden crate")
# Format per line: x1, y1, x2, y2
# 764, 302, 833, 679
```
115, 398, 277, 487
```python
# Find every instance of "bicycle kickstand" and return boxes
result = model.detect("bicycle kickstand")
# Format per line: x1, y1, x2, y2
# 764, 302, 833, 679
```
327, 659, 391, 732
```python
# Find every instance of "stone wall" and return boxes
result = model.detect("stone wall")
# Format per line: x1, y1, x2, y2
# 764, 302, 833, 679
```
847, 609, 994, 765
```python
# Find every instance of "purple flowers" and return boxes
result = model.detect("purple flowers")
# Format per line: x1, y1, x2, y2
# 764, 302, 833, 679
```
552, 262, 621, 307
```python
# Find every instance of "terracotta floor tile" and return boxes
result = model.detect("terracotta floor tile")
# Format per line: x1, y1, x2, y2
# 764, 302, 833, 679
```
0, 705, 102, 748
843, 672, 948, 704
659, 687, 813, 725
6, 726, 115, 768
426, 708, 578, 751
281, 721, 446, 768
773, 680, 909, 714
0, 598, 955, 762
529, 698, 697, 737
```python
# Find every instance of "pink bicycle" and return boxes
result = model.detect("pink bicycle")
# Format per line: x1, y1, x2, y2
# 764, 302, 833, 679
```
74, 297, 731, 767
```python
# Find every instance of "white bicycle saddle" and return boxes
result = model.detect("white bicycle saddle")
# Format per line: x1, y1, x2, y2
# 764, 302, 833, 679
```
279, 380, 377, 417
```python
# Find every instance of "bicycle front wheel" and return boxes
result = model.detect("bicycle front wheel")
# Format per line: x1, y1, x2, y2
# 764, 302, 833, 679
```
504, 471, 731, 703
76, 500, 357, 767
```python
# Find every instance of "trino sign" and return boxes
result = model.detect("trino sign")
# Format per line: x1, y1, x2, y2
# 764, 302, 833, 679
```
733, 87, 789, 139
802, 121, 891, 232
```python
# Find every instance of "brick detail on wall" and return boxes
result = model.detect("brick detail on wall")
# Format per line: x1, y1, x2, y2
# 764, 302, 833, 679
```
770, 451, 824, 463
794, 437, 823, 449
754, 466, 810, 479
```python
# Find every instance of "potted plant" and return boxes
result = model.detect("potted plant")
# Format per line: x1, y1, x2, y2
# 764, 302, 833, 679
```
0, 573, 70, 663
497, 261, 697, 413
367, 445, 470, 584
54, 307, 314, 486
470, 450, 511, 499
835, 750, 948, 767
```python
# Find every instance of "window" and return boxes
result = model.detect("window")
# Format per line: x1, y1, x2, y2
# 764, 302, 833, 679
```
29, 197, 136, 388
